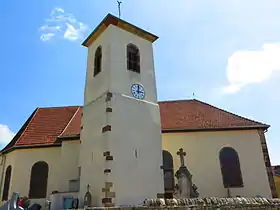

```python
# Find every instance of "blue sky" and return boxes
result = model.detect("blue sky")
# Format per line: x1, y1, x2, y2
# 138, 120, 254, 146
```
0, 0, 280, 164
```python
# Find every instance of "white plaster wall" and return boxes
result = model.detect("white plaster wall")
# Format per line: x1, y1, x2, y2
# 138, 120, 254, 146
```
84, 24, 158, 105
162, 129, 272, 198
107, 25, 158, 103
79, 93, 108, 206
0, 151, 16, 201
84, 27, 112, 106
0, 143, 80, 208
0, 128, 272, 208
61, 141, 80, 190
81, 24, 164, 206
109, 94, 164, 206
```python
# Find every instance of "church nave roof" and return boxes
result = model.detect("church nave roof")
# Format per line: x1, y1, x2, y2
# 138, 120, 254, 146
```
1, 99, 269, 153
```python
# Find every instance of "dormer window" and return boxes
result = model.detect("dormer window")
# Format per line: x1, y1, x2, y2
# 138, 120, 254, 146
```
127, 44, 140, 73
94, 46, 102, 76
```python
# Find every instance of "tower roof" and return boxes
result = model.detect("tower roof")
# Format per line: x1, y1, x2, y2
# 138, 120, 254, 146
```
1, 99, 269, 154
82, 13, 158, 47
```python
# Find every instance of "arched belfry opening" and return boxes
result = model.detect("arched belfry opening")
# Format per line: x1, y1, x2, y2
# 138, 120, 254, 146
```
94, 45, 102, 76
127, 44, 140, 73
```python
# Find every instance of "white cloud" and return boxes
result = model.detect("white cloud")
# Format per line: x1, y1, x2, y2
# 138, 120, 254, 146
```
40, 25, 61, 31
39, 7, 88, 42
0, 124, 14, 145
40, 33, 55, 42
51, 7, 64, 14
222, 43, 280, 94
64, 22, 88, 41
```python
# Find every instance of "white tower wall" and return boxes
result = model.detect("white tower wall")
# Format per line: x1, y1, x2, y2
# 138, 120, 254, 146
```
79, 19, 164, 207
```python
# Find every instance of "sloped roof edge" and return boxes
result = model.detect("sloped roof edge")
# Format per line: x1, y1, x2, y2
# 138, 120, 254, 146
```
1, 99, 270, 154
1, 108, 39, 154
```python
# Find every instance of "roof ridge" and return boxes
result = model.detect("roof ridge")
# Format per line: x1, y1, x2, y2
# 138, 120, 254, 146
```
158, 99, 194, 103
194, 99, 269, 128
59, 107, 81, 137
38, 105, 82, 109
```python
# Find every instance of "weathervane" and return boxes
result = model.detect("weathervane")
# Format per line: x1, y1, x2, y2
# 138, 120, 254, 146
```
117, 0, 122, 18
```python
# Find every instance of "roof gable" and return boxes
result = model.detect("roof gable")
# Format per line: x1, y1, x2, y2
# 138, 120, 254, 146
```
2, 99, 269, 152
82, 13, 158, 47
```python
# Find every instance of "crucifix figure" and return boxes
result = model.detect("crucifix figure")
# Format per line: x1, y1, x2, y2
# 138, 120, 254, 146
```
117, 1, 122, 18
177, 148, 186, 167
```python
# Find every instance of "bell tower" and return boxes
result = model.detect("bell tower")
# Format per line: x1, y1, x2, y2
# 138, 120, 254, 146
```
79, 14, 164, 207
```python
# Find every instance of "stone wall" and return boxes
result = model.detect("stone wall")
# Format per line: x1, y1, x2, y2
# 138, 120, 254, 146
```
83, 197, 280, 210
85, 207, 280, 210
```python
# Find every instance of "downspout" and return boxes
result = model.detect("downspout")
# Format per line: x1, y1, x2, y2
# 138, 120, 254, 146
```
0, 154, 7, 199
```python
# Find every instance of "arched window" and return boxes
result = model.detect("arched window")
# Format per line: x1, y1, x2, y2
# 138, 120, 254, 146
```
162, 150, 174, 193
127, 44, 140, 73
29, 161, 49, 198
94, 46, 102, 76
219, 147, 243, 188
2, 165, 12, 201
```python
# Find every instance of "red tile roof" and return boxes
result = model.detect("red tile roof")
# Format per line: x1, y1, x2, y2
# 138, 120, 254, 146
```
2, 99, 269, 153
15, 106, 80, 146
59, 107, 82, 138
160, 100, 269, 131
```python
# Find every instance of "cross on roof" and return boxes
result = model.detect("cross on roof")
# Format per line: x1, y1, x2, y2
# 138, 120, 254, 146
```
117, 1, 122, 18
177, 148, 186, 167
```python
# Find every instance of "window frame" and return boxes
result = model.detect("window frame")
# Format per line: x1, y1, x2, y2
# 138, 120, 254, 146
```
127, 44, 140, 73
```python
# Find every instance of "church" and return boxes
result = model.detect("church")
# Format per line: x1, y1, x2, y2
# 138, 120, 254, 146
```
0, 13, 277, 208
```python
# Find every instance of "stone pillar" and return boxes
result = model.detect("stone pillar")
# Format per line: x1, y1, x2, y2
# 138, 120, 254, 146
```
175, 166, 192, 198
175, 148, 194, 198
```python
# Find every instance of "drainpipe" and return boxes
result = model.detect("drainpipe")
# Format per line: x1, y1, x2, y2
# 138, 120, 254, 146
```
0, 154, 7, 199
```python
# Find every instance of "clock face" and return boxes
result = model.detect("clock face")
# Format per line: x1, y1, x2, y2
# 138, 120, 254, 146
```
131, 84, 145, 100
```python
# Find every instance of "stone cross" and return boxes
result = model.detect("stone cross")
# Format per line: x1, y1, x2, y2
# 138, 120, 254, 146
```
177, 148, 186, 167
